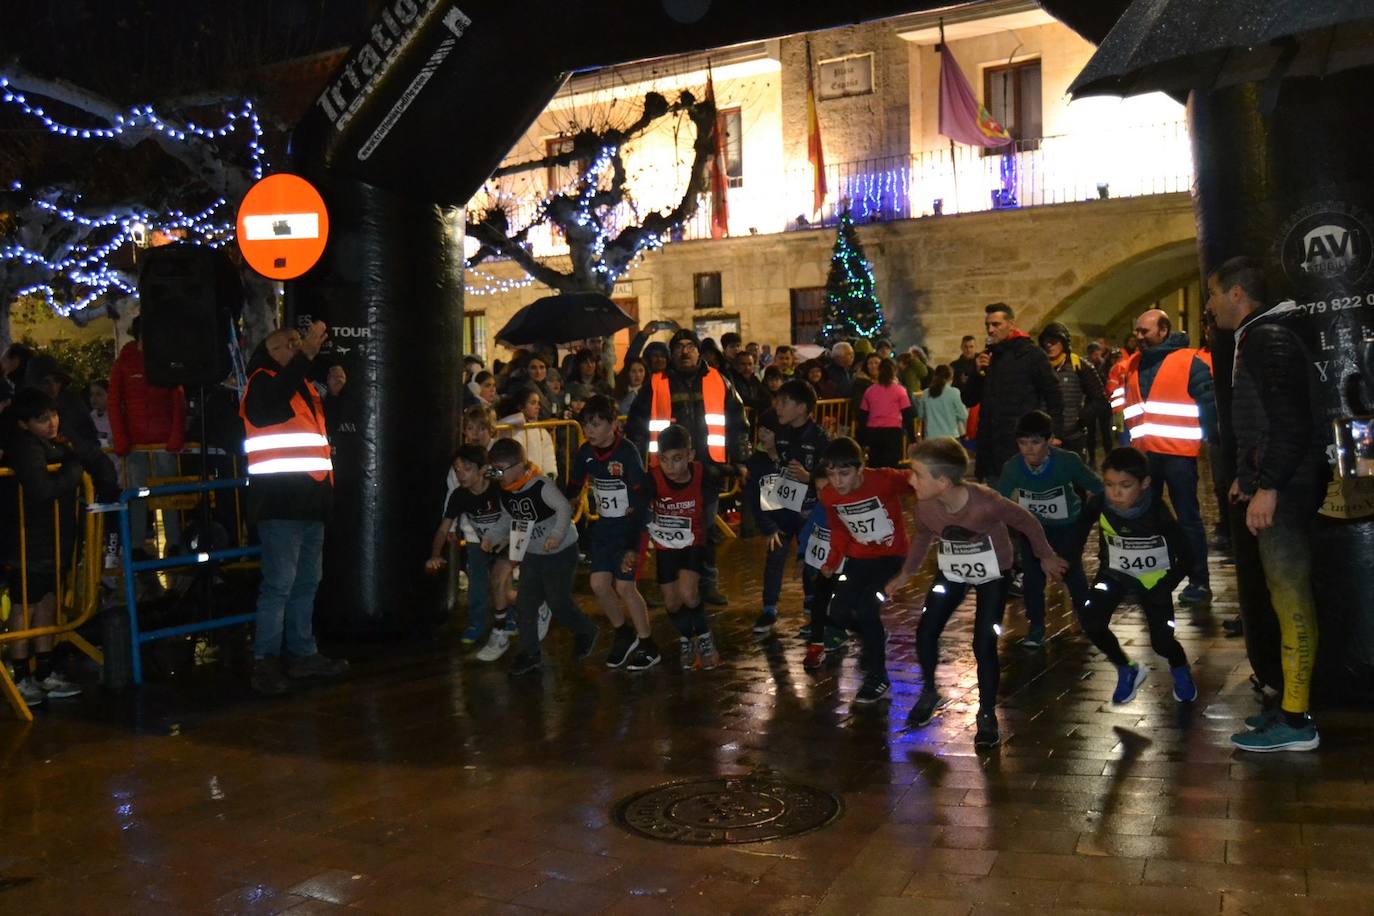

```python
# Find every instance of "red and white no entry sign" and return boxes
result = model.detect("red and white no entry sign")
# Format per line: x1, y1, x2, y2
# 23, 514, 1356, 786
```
235, 173, 330, 280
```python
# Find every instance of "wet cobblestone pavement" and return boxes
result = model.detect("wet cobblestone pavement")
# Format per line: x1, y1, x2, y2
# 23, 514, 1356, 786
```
3, 529, 1374, 915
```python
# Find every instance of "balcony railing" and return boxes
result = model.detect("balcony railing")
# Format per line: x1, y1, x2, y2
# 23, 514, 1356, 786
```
479, 120, 1192, 260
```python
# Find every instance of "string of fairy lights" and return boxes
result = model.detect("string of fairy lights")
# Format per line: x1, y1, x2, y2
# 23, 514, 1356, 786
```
1, 75, 265, 316
820, 209, 887, 340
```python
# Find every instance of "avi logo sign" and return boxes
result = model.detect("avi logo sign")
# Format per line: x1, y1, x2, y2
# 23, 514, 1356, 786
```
1279, 202, 1373, 292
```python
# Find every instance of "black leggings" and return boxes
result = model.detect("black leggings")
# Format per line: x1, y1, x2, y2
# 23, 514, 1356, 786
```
1077, 574, 1188, 669
830, 555, 903, 682
916, 573, 1010, 710
804, 564, 836, 638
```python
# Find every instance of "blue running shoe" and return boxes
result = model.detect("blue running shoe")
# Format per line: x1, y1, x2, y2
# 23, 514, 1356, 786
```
1244, 707, 1281, 730
1112, 664, 1147, 704
1231, 717, 1320, 753
460, 624, 483, 646
1170, 665, 1198, 702
1178, 584, 1212, 606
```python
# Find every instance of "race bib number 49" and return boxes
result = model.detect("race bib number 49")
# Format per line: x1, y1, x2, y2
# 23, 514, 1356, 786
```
937, 536, 1001, 585
593, 478, 629, 518
648, 514, 695, 549
509, 519, 533, 563
1106, 534, 1170, 580
835, 497, 895, 545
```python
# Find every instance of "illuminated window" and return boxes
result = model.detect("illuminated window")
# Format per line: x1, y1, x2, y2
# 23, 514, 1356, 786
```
717, 107, 743, 188
984, 60, 1042, 153
694, 272, 722, 310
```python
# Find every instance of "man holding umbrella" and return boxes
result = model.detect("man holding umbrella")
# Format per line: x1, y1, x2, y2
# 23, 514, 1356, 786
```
628, 328, 750, 606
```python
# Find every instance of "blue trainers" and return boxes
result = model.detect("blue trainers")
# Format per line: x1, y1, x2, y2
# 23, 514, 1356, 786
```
460, 624, 483, 645
1244, 707, 1281, 730
1231, 716, 1320, 753
1170, 665, 1198, 702
1022, 622, 1045, 649
1178, 584, 1212, 606
1112, 664, 1147, 704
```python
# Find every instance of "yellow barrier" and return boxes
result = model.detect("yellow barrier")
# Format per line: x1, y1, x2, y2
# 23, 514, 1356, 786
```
0, 468, 104, 723
815, 398, 852, 439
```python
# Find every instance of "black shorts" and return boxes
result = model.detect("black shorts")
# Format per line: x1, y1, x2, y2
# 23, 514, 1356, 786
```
655, 545, 706, 585
589, 536, 640, 582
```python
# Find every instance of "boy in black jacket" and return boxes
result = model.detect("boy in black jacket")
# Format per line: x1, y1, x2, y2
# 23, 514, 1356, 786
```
1081, 447, 1197, 707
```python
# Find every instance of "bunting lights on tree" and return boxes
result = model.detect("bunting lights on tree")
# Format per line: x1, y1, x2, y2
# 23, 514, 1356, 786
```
1, 72, 267, 319
820, 209, 886, 342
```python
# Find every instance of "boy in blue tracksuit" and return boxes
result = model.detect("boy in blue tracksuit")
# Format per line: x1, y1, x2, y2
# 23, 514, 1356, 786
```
747, 380, 828, 636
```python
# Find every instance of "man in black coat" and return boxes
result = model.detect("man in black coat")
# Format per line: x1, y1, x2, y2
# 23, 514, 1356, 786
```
973, 303, 1064, 482
1210, 256, 1325, 754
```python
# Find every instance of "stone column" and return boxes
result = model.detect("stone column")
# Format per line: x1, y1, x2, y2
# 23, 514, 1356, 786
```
286, 178, 465, 638
1189, 69, 1374, 691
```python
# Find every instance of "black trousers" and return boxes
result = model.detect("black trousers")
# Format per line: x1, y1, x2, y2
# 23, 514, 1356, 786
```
1077, 573, 1188, 669
916, 573, 1010, 710
830, 555, 902, 683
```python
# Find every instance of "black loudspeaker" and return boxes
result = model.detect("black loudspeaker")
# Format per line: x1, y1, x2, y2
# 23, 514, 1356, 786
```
138, 244, 244, 387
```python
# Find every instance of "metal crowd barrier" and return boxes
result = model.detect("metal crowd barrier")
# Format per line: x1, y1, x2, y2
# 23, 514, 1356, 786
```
104, 442, 250, 552
815, 398, 852, 439
116, 477, 260, 687
0, 468, 103, 722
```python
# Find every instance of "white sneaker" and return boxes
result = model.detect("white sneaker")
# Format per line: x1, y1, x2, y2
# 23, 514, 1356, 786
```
37, 672, 82, 699
16, 678, 47, 706
538, 604, 552, 642
476, 628, 512, 662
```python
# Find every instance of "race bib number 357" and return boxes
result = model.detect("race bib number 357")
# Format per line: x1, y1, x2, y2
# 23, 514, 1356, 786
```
835, 497, 895, 545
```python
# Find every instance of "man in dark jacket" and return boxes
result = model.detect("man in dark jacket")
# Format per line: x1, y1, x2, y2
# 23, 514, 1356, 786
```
241, 322, 348, 694
628, 328, 749, 605
974, 303, 1063, 481
951, 335, 982, 408
1037, 322, 1107, 459
1210, 257, 1325, 753
729, 349, 770, 419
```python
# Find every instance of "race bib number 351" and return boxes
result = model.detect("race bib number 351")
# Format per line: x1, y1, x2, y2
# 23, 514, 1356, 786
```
593, 478, 629, 518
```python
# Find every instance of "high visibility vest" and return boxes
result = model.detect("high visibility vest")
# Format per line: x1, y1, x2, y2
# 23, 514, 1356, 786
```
647, 367, 728, 466
1123, 348, 1208, 457
1107, 354, 1134, 412
239, 367, 334, 481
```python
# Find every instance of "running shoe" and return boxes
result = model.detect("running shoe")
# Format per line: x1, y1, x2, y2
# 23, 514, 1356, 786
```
679, 637, 698, 671
626, 640, 662, 672
1222, 616, 1244, 637
476, 627, 512, 662
508, 652, 542, 677
1112, 664, 1147, 705
605, 625, 639, 669
974, 710, 1000, 749
1022, 622, 1046, 649
1170, 665, 1198, 702
853, 678, 891, 705
802, 644, 825, 670
1230, 717, 1320, 753
908, 689, 947, 726
822, 627, 847, 651
695, 632, 721, 670
752, 608, 777, 635
1244, 707, 1282, 730
460, 624, 483, 646
36, 671, 83, 699
1178, 584, 1212, 606
15, 678, 46, 706
537, 603, 552, 641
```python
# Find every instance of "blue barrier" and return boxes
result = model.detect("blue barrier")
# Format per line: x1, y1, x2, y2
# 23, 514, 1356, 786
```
117, 477, 260, 686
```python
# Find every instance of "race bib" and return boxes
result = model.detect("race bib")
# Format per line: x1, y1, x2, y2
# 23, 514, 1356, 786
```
835, 497, 895, 545
1017, 486, 1069, 521
648, 514, 695, 549
937, 536, 1001, 585
509, 518, 533, 562
760, 474, 808, 513
1106, 534, 1170, 580
593, 478, 629, 518
468, 511, 506, 544
803, 526, 843, 571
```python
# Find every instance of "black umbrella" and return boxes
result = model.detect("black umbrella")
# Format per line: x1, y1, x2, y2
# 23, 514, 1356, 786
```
494, 291, 636, 347
1068, 0, 1374, 99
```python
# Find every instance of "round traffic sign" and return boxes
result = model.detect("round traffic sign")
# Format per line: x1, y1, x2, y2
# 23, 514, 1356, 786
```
235, 173, 330, 280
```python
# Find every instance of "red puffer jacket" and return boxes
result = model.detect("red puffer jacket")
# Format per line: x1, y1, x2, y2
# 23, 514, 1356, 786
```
109, 341, 187, 455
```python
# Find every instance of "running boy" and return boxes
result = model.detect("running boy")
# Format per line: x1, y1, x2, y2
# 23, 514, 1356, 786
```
897, 438, 1068, 749
488, 438, 599, 676
426, 445, 511, 646
995, 410, 1102, 647
816, 437, 912, 704
1082, 447, 1198, 706
634, 424, 722, 671
750, 379, 829, 635
570, 395, 659, 671
798, 482, 845, 670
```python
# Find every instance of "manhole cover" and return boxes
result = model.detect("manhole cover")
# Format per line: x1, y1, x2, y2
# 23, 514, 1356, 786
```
612, 774, 842, 845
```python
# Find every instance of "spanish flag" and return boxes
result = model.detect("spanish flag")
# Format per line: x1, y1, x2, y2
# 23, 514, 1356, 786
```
805, 40, 827, 214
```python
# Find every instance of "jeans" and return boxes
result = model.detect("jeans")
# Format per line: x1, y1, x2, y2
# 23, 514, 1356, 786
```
125, 450, 182, 553
514, 543, 595, 657
1019, 526, 1090, 626
1146, 453, 1208, 588
1257, 523, 1318, 714
762, 525, 801, 607
916, 573, 1010, 710
831, 555, 903, 683
464, 546, 494, 632
1077, 574, 1188, 670
254, 519, 324, 659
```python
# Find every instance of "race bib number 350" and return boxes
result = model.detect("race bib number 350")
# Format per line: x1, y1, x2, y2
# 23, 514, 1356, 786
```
648, 514, 695, 549
835, 497, 895, 545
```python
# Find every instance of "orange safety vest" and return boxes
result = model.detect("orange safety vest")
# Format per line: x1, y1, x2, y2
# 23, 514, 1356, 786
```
1107, 353, 1134, 412
239, 367, 334, 481
1123, 348, 1210, 457
647, 367, 728, 467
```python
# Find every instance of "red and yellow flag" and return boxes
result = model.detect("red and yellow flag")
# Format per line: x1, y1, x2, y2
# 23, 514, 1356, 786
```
805, 40, 827, 214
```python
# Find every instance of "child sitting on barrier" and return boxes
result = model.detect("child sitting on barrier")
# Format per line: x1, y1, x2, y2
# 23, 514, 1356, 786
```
3, 389, 116, 705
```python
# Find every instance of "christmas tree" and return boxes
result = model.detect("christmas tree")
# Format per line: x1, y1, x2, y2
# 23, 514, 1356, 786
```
820, 210, 887, 342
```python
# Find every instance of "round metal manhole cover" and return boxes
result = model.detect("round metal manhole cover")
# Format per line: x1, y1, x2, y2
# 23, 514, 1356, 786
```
612, 775, 843, 845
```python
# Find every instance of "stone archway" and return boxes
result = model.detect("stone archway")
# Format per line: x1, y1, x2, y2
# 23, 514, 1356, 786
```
1042, 237, 1200, 344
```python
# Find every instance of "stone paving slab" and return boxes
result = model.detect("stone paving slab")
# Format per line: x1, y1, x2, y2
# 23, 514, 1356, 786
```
2, 520, 1373, 915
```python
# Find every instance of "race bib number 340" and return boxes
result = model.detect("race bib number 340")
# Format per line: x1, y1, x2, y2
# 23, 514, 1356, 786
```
1106, 534, 1170, 579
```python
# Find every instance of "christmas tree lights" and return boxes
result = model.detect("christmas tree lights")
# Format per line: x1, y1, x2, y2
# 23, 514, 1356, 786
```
820, 209, 887, 343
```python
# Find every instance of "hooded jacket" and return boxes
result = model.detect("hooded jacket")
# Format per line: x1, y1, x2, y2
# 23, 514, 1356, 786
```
108, 341, 187, 455
974, 333, 1064, 481
23, 354, 102, 451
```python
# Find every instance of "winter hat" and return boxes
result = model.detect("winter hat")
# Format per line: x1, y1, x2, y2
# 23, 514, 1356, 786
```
853, 337, 874, 358
1038, 322, 1072, 350
669, 328, 701, 349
